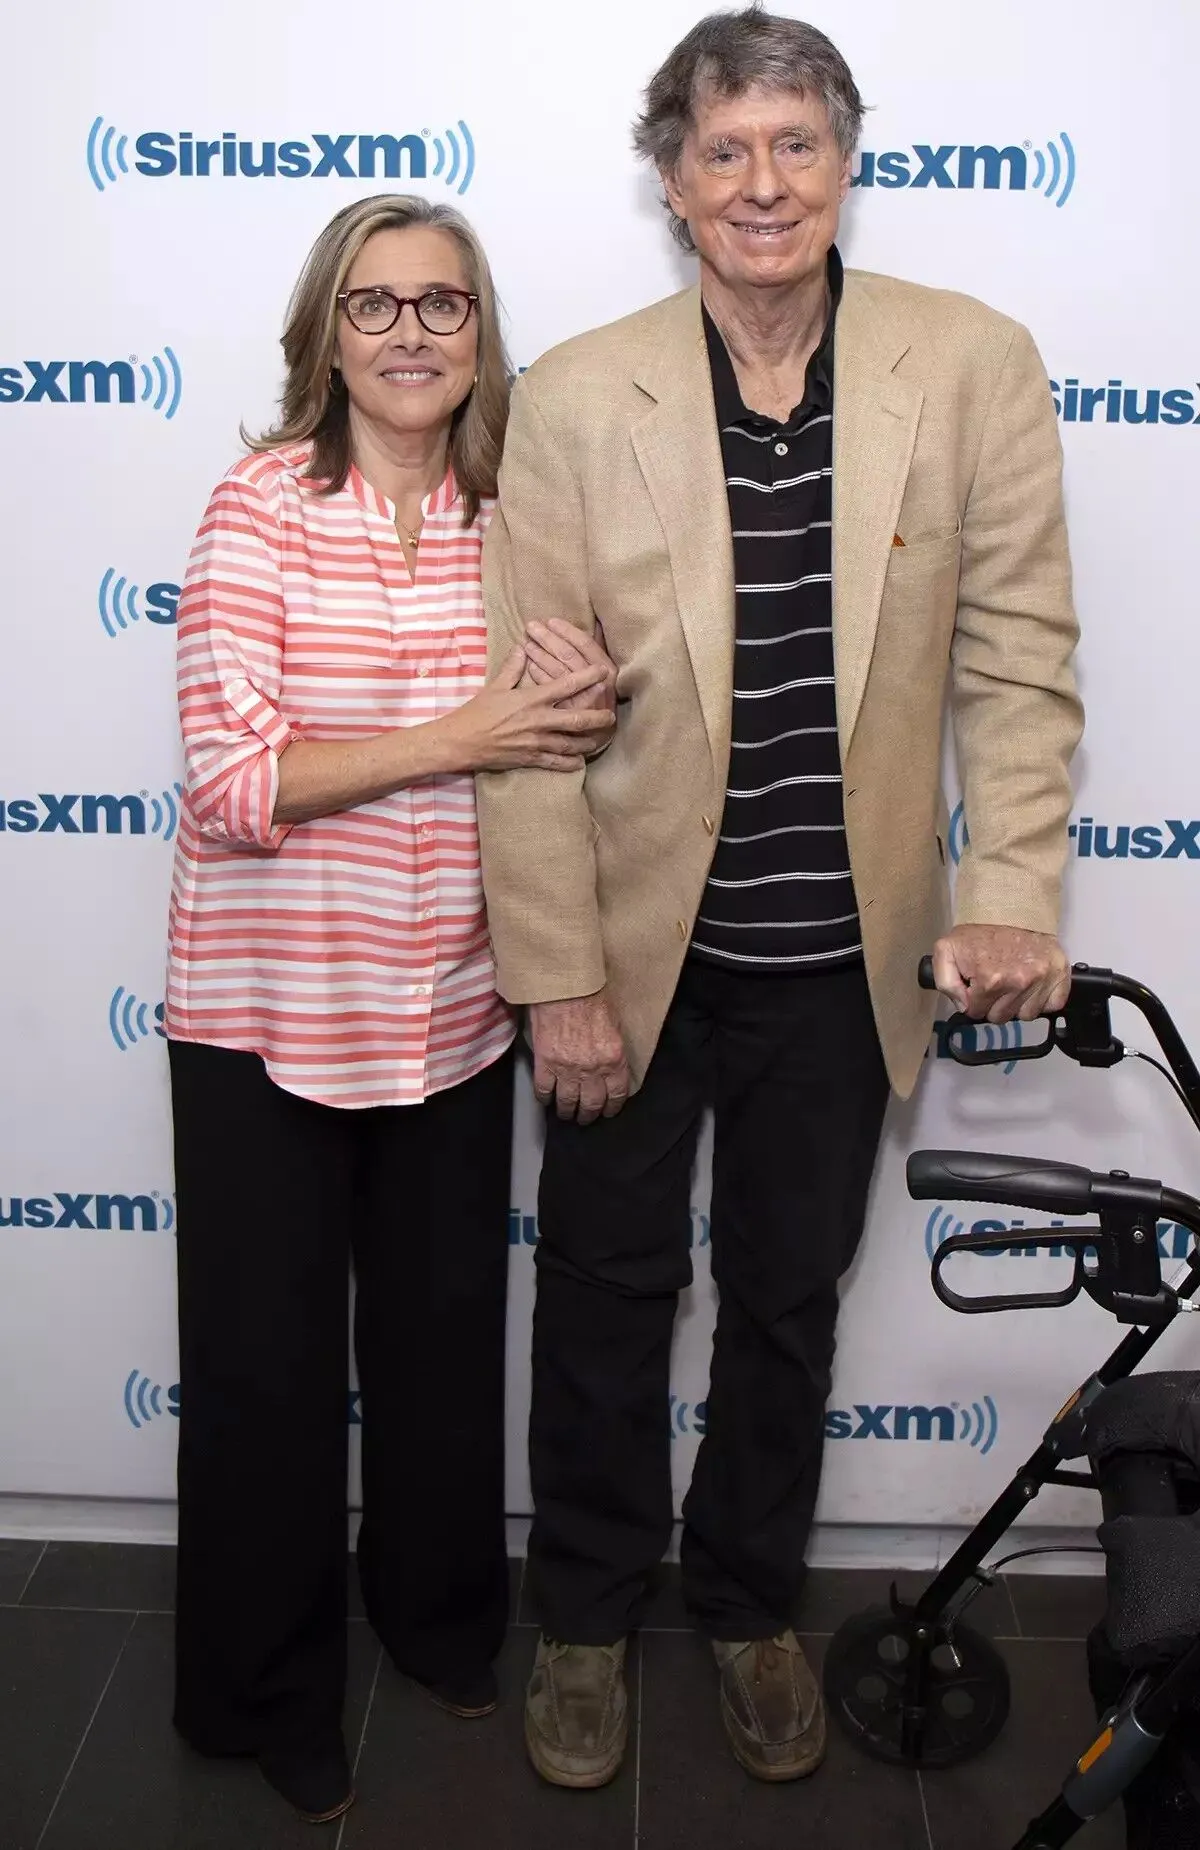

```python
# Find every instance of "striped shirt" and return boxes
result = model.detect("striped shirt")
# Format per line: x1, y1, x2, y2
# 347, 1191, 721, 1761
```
164, 444, 514, 1109
690, 250, 861, 972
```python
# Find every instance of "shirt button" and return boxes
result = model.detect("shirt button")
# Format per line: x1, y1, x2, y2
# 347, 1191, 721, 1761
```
774, 441, 788, 457
676, 919, 688, 940
416, 984, 431, 997
417, 665, 430, 678
702, 814, 714, 835
421, 908, 432, 920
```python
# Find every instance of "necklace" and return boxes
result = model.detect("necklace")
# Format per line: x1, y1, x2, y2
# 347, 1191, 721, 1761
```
402, 524, 421, 550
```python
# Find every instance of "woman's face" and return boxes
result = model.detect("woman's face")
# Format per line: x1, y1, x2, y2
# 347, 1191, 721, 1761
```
334, 224, 479, 442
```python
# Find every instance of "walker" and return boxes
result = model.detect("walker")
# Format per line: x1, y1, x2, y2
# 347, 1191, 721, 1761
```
821, 959, 1200, 1848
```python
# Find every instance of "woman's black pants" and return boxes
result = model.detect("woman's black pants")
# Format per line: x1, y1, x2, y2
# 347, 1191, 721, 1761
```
168, 1038, 513, 1755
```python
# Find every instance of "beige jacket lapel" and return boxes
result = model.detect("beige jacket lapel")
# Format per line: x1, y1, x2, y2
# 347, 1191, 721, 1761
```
629, 288, 735, 782
833, 276, 923, 748
624, 277, 924, 774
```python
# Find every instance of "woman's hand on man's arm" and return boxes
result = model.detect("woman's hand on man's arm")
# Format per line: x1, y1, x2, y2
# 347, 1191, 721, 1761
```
273, 650, 614, 825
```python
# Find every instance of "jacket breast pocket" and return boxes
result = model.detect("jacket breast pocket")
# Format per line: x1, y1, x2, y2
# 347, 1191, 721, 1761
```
886, 529, 963, 575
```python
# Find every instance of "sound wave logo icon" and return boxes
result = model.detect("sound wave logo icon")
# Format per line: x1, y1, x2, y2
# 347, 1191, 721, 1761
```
931, 1010, 1024, 1077
98, 569, 141, 636
108, 986, 165, 1052
428, 121, 475, 195
87, 115, 129, 191
137, 348, 182, 420
924, 1205, 967, 1262
1029, 133, 1076, 207
957, 1396, 1000, 1454
123, 1370, 180, 1429
98, 572, 179, 637
669, 1393, 707, 1439
948, 801, 969, 866
967, 1018, 1024, 1077
150, 784, 182, 841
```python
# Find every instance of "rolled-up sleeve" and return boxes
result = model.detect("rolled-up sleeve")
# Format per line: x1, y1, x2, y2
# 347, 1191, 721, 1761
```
176, 472, 296, 849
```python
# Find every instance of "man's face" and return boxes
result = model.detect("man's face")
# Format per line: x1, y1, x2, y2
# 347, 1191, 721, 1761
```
663, 84, 850, 294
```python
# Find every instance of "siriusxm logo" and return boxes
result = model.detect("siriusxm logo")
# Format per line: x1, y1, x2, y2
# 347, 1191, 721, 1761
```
98, 568, 178, 637
948, 803, 1200, 868
509, 1208, 711, 1249
109, 987, 165, 1052
1069, 817, 1200, 860
124, 1372, 180, 1429
508, 1210, 539, 1247
126, 1372, 361, 1429
3, 1191, 174, 1232
0, 785, 182, 840
924, 1204, 1191, 1265
1051, 378, 1200, 426
929, 1017, 1023, 1077
948, 802, 969, 866
826, 1396, 999, 1455
0, 351, 181, 419
670, 1394, 708, 1439
88, 116, 475, 195
853, 133, 1075, 205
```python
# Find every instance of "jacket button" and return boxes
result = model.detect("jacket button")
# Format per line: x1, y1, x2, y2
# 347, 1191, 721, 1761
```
677, 919, 688, 940
702, 814, 714, 834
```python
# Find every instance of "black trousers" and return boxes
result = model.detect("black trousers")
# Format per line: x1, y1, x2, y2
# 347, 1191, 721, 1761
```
169, 1039, 514, 1756
528, 957, 889, 1643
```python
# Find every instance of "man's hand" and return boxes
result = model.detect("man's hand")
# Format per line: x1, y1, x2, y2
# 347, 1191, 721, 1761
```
530, 991, 630, 1125
932, 924, 1070, 1024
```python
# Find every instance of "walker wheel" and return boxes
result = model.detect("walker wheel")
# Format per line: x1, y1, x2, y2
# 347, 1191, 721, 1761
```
823, 1603, 1011, 1767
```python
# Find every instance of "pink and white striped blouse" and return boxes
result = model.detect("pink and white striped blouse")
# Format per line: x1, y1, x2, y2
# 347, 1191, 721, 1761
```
165, 443, 514, 1108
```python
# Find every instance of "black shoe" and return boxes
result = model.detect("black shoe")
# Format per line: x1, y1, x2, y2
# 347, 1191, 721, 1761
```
258, 1739, 354, 1823
418, 1664, 499, 1718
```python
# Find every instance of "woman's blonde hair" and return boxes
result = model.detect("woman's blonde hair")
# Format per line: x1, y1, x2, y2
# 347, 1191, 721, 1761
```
248, 193, 512, 524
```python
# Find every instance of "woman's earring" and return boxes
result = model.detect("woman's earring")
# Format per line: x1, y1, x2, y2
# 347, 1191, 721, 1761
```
328, 366, 344, 393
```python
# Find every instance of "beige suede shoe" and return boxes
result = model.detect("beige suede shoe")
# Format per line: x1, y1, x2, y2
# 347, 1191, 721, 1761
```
524, 1637, 628, 1788
712, 1630, 827, 1781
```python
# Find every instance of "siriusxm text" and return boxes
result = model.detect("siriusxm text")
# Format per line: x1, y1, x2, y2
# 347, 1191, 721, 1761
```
1, 794, 157, 834
1051, 379, 1200, 426
826, 1403, 956, 1441
135, 132, 430, 180
2, 1193, 168, 1231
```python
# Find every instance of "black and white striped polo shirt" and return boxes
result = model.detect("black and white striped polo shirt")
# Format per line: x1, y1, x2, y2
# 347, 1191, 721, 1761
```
690, 250, 861, 974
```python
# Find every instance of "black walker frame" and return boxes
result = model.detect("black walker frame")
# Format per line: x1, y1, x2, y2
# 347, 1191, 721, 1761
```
822, 961, 1200, 1849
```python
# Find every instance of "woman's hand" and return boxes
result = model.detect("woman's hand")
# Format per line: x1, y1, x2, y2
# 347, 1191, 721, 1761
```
523, 618, 618, 722
434, 647, 615, 774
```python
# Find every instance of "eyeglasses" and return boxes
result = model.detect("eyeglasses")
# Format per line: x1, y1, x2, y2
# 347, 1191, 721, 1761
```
336, 287, 478, 337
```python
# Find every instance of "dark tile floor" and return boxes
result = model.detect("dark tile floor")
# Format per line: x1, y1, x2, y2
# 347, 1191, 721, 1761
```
0, 1539, 1125, 1850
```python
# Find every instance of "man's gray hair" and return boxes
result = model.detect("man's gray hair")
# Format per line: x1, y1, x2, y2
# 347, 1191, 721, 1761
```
633, 6, 865, 252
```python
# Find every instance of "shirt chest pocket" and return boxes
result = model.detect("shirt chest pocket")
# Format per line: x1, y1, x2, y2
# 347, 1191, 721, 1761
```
284, 615, 481, 737
390, 620, 486, 722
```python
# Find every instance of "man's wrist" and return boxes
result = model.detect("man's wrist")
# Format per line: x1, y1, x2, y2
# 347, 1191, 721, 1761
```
531, 990, 606, 1015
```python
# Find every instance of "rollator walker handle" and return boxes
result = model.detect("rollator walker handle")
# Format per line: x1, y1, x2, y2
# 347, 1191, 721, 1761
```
907, 1149, 1097, 1215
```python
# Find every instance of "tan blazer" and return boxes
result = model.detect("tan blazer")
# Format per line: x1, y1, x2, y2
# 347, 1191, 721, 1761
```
475, 269, 1083, 1098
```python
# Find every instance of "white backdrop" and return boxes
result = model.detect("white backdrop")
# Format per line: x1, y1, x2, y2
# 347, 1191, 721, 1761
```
2, 0, 1199, 1538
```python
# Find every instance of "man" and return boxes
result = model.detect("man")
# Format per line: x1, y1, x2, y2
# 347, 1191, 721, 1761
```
477, 5, 1082, 1790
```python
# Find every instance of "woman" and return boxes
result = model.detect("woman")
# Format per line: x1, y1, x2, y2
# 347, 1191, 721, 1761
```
165, 192, 614, 1823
